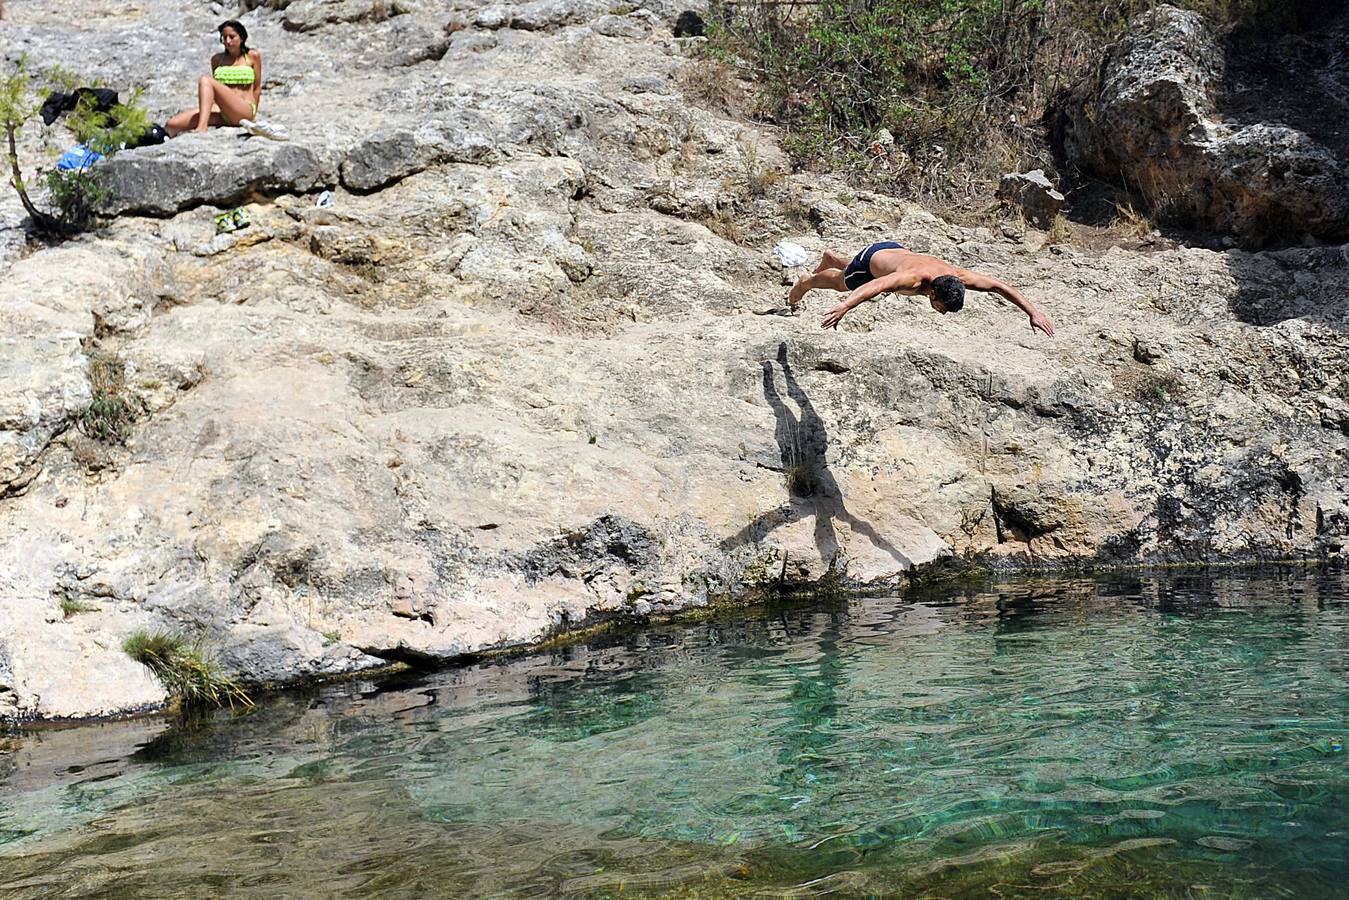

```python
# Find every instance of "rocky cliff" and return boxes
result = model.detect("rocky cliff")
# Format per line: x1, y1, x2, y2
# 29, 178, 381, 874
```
1061, 5, 1349, 246
1, 0, 1346, 719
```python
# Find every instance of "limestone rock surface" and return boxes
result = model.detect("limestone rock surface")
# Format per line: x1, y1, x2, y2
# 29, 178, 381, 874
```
997, 170, 1064, 228
0, 0, 1345, 720
99, 135, 339, 216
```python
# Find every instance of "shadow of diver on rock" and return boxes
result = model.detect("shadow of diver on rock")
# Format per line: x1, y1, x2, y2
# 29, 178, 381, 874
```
720, 342, 910, 573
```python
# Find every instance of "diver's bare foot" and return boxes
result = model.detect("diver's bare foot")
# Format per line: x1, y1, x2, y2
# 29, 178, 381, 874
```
786, 274, 809, 310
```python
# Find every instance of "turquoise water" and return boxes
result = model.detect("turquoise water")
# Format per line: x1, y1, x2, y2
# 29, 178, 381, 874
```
1, 569, 1346, 897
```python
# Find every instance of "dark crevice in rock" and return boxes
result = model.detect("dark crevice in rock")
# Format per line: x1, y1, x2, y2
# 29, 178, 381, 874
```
353, 643, 464, 668
390, 608, 434, 624
990, 488, 1061, 545
516, 514, 660, 583
0, 421, 72, 503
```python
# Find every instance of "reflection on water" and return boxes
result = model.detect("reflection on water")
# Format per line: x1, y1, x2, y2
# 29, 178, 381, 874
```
2, 568, 1347, 897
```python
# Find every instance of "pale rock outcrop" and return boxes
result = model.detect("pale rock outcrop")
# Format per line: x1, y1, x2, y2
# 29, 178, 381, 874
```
283, 0, 391, 32
997, 169, 1065, 228
99, 136, 340, 216
1062, 5, 1349, 245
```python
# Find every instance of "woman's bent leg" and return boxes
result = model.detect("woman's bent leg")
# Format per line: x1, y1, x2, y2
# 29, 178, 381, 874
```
167, 107, 228, 137
166, 107, 199, 137
194, 76, 215, 132
213, 87, 254, 127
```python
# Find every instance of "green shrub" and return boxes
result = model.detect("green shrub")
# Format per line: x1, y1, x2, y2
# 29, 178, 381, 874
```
124, 629, 253, 710
1134, 370, 1185, 406
45, 169, 112, 232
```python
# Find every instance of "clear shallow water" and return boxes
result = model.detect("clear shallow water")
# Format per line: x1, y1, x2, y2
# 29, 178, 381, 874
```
1, 569, 1347, 898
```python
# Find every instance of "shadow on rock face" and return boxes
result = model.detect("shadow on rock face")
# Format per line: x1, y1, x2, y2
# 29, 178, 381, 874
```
1224, 245, 1349, 332
721, 342, 910, 572
1216, 6, 1349, 164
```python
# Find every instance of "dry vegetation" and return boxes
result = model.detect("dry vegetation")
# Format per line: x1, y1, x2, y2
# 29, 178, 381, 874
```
691, 0, 1323, 217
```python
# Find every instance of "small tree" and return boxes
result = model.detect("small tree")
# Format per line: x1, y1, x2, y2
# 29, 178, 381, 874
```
1, 60, 149, 235
1, 62, 56, 231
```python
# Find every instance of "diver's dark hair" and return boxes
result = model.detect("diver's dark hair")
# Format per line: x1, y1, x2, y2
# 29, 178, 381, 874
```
218, 19, 249, 54
932, 275, 965, 312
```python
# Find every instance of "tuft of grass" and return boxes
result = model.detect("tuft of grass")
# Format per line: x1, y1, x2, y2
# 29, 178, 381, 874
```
59, 595, 98, 617
780, 192, 814, 225
737, 139, 781, 199
1045, 212, 1071, 245
704, 208, 744, 245
1133, 370, 1185, 406
1112, 199, 1153, 240
321, 629, 341, 647
784, 432, 819, 497
785, 461, 818, 497
123, 629, 253, 710
353, 260, 384, 283
678, 58, 740, 111
70, 435, 110, 472
79, 351, 144, 444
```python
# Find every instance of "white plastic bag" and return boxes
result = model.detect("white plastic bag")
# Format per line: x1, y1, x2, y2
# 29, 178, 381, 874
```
772, 240, 809, 267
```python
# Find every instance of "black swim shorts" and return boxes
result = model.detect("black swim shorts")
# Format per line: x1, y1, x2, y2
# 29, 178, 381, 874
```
843, 241, 905, 291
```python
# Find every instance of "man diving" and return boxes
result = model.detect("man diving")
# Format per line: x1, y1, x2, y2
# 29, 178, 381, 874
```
787, 241, 1055, 336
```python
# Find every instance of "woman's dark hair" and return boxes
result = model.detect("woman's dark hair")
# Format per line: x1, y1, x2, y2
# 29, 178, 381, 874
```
218, 19, 249, 54
932, 275, 965, 311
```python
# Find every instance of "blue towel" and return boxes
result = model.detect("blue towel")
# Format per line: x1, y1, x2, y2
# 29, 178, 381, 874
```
55, 144, 104, 172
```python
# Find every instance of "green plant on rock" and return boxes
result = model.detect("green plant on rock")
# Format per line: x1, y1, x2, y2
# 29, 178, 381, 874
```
78, 351, 145, 444
353, 260, 384, 282
123, 629, 254, 710
784, 430, 819, 497
44, 169, 112, 232
1045, 212, 1070, 244
1, 59, 52, 230
59, 595, 98, 617
679, 57, 739, 111
1134, 370, 1186, 406
1, 60, 148, 236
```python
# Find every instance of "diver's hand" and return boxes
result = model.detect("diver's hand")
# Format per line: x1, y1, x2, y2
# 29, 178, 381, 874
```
821, 302, 850, 330
1029, 310, 1055, 337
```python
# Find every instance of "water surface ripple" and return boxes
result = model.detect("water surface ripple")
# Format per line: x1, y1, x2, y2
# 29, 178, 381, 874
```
2, 569, 1346, 897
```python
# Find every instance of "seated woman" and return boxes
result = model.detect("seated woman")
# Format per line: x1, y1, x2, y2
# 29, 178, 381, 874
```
166, 19, 262, 137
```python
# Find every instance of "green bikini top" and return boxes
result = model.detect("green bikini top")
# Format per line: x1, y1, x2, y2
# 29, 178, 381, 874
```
213, 64, 255, 85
